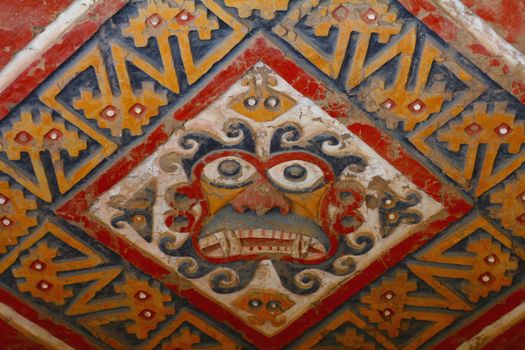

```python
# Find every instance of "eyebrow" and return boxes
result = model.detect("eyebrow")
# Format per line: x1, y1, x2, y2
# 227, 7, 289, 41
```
180, 123, 367, 178
180, 122, 256, 177
270, 126, 367, 176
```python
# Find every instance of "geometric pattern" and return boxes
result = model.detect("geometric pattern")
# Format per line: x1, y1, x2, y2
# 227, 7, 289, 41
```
0, 0, 524, 349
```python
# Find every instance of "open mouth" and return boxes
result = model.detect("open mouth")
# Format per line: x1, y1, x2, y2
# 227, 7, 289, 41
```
198, 228, 327, 260
197, 206, 330, 261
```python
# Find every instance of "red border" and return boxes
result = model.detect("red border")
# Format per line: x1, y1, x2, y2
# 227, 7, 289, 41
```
0, 287, 98, 350
0, 0, 127, 120
0, 318, 49, 350
483, 307, 525, 350
434, 285, 525, 350
56, 36, 472, 349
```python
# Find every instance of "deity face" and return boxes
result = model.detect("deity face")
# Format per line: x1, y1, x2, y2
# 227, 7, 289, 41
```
165, 149, 365, 264
156, 66, 368, 265
92, 61, 439, 335
99, 64, 431, 277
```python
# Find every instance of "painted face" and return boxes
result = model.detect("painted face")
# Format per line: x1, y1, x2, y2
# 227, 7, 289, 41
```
164, 148, 365, 264
159, 67, 367, 265
93, 62, 439, 336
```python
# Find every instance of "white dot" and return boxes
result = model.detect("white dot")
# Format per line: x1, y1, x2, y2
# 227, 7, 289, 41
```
2, 218, 11, 226
18, 133, 29, 142
367, 12, 377, 20
150, 16, 160, 26
134, 106, 143, 114
387, 213, 396, 221
138, 291, 147, 300
385, 292, 393, 300
40, 282, 49, 289
50, 132, 58, 140
385, 199, 392, 205
383, 310, 391, 317
520, 193, 525, 201
266, 97, 278, 107
34, 263, 43, 270
106, 109, 116, 117
180, 14, 189, 21
499, 127, 509, 135
143, 311, 152, 318
247, 97, 257, 106
487, 256, 496, 264
481, 274, 491, 283
384, 101, 393, 109
412, 103, 422, 111
0, 196, 6, 205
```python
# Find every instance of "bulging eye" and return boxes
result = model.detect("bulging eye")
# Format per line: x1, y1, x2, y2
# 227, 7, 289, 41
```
267, 160, 325, 192
202, 156, 257, 188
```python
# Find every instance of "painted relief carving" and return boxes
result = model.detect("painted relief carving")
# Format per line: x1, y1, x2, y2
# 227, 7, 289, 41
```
157, 66, 370, 265
490, 171, 525, 239
92, 63, 444, 335
0, 181, 37, 253
120, 0, 247, 86
298, 215, 522, 350
0, 109, 96, 202
1, 0, 525, 348
436, 102, 525, 195
273, 0, 401, 84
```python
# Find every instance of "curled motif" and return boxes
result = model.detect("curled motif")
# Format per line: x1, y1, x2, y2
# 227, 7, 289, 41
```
272, 123, 364, 160
221, 119, 252, 144
293, 269, 322, 293
276, 123, 302, 148
318, 133, 360, 159
178, 120, 252, 154
209, 267, 241, 292
158, 152, 182, 173
345, 231, 375, 255
332, 255, 357, 276
159, 232, 188, 250
174, 256, 201, 276
111, 217, 127, 229
173, 136, 201, 157
271, 125, 367, 176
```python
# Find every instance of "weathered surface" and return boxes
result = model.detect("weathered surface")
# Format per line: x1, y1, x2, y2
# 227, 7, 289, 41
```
0, 0, 74, 69
0, 0, 524, 349
463, 0, 525, 54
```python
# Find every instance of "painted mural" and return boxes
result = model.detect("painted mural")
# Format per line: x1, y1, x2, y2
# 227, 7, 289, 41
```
0, 0, 524, 349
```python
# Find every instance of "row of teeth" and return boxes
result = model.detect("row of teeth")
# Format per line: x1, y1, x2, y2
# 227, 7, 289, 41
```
235, 229, 301, 240
199, 230, 325, 259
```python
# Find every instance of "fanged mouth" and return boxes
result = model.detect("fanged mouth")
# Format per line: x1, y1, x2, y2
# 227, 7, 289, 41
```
198, 229, 327, 260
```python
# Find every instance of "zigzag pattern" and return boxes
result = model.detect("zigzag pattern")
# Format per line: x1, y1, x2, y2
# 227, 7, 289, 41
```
0, 0, 524, 349
297, 215, 523, 349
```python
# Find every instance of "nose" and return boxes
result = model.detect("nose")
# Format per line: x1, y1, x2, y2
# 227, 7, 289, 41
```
231, 177, 290, 215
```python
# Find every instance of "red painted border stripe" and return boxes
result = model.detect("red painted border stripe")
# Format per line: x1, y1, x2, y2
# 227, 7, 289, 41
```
0, 0, 127, 120
0, 287, 98, 350
483, 311, 525, 350
434, 285, 525, 350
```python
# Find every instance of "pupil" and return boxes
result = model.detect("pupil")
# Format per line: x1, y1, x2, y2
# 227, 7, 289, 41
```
267, 300, 281, 311
264, 96, 280, 109
244, 97, 258, 109
341, 216, 355, 227
249, 298, 262, 309
340, 191, 353, 200
218, 159, 242, 177
284, 164, 307, 181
